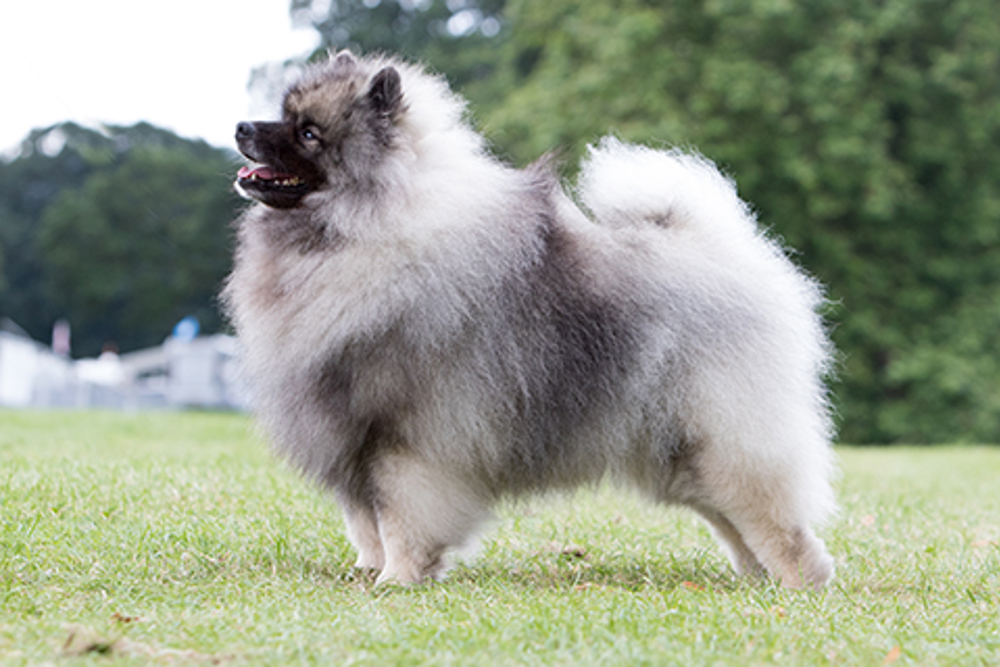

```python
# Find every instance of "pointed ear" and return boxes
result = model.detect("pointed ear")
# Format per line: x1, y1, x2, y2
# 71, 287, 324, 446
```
367, 67, 403, 116
331, 50, 357, 71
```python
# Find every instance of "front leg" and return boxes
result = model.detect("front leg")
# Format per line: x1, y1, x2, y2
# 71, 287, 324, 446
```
337, 493, 385, 572
370, 453, 491, 585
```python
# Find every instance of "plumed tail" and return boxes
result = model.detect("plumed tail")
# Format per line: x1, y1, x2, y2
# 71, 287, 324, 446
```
577, 138, 757, 240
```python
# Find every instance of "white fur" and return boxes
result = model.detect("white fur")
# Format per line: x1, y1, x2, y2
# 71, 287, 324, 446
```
580, 138, 835, 519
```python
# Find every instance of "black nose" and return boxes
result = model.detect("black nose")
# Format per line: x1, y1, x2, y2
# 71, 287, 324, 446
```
236, 122, 255, 140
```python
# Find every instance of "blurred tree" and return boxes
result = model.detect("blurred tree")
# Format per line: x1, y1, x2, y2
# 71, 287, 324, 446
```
0, 123, 240, 357
288, 0, 506, 88
0, 124, 100, 345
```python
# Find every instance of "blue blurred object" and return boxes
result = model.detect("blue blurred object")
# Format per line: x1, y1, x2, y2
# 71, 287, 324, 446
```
172, 316, 200, 342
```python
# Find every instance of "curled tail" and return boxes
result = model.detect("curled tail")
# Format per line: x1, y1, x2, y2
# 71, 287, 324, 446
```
576, 138, 757, 241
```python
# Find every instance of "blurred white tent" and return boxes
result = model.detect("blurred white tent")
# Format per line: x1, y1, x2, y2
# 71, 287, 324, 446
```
0, 318, 246, 411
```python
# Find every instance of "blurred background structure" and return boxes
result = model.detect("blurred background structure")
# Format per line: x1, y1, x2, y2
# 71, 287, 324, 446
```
1, 0, 999, 443
0, 316, 245, 411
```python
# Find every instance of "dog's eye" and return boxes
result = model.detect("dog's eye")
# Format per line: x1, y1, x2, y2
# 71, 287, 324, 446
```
299, 126, 321, 143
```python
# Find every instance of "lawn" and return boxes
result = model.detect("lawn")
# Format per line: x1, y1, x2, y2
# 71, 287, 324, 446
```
1, 411, 998, 665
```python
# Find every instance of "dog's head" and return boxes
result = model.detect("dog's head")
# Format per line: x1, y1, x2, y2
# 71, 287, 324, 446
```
235, 51, 405, 209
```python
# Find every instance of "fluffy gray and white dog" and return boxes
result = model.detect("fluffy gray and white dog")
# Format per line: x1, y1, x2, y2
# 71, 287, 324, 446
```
223, 51, 837, 588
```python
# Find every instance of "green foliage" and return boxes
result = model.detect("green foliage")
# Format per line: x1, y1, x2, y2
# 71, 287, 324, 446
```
0, 123, 240, 356
2, 411, 999, 664
39, 146, 237, 354
293, 0, 502, 55
0, 125, 99, 341
293, 0, 508, 88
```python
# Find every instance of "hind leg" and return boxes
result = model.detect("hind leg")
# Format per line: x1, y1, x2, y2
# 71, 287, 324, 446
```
370, 453, 491, 585
668, 439, 834, 589
708, 504, 833, 589
692, 468, 834, 589
691, 504, 766, 578
739, 518, 832, 589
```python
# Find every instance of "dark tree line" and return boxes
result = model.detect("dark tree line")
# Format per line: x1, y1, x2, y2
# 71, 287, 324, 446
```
0, 123, 242, 357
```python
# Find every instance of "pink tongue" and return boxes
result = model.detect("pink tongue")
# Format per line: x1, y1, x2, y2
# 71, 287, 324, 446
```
237, 166, 279, 180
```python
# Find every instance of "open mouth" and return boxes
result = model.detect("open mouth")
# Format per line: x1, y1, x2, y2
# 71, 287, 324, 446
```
235, 164, 313, 208
237, 164, 308, 191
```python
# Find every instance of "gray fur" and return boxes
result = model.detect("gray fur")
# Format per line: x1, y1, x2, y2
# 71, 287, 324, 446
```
223, 52, 837, 588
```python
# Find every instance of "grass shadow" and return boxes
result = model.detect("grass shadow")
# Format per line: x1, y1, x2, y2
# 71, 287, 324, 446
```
449, 549, 745, 593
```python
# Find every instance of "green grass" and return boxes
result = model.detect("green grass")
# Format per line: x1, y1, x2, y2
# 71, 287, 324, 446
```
1, 411, 998, 665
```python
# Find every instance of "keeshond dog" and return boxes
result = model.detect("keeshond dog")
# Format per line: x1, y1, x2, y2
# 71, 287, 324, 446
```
223, 51, 837, 589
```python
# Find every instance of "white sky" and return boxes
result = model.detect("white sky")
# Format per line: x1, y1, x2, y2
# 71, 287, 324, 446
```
0, 0, 321, 155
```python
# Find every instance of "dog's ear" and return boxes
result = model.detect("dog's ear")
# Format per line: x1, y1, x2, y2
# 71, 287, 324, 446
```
331, 50, 357, 72
367, 67, 403, 117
